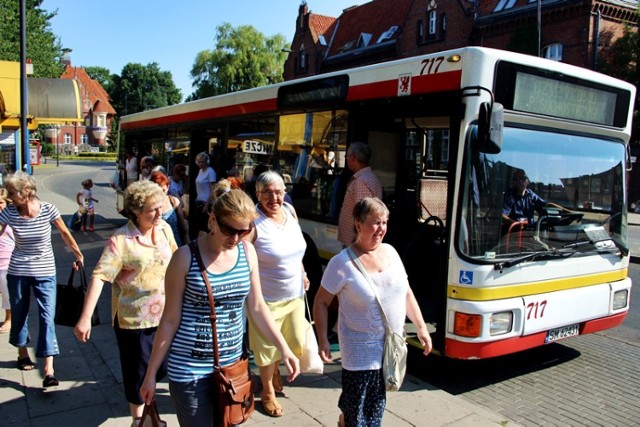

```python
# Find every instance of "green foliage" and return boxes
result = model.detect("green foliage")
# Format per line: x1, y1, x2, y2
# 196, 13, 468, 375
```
84, 66, 115, 94
40, 141, 53, 156
110, 62, 182, 115
0, 0, 65, 78
189, 23, 289, 100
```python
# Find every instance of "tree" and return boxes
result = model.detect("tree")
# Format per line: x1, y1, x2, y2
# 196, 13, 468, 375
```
0, 0, 65, 78
84, 66, 115, 94
189, 23, 289, 100
110, 62, 182, 115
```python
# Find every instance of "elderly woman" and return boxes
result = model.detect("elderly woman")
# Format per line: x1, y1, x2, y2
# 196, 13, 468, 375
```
247, 171, 309, 417
150, 171, 189, 246
75, 180, 178, 424
140, 186, 300, 426
0, 172, 83, 388
194, 152, 217, 237
314, 197, 433, 427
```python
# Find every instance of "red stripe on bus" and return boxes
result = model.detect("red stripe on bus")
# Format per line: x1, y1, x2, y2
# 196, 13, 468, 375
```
444, 311, 627, 359
347, 70, 462, 101
121, 98, 278, 131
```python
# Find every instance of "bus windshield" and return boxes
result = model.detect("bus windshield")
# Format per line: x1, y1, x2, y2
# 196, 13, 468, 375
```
459, 126, 627, 260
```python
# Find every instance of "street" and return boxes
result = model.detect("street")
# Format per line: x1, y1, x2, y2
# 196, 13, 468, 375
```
33, 161, 640, 426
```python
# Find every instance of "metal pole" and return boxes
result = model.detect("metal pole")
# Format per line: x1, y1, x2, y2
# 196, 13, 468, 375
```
20, 0, 29, 173
537, 0, 542, 57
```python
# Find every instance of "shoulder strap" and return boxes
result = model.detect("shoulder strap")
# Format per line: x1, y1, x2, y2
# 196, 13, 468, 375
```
188, 240, 221, 367
346, 247, 390, 328
282, 202, 298, 221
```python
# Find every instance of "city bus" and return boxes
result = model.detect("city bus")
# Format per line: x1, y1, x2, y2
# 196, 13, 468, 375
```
117, 47, 634, 359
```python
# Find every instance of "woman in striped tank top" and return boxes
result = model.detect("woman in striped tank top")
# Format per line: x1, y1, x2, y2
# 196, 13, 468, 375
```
141, 185, 300, 426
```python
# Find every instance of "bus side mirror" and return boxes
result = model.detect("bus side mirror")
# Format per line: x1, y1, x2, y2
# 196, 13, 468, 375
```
477, 102, 503, 154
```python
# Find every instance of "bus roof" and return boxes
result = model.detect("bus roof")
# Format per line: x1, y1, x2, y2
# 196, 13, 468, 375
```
120, 47, 634, 132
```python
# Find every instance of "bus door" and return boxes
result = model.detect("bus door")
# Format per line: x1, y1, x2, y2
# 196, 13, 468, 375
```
402, 118, 452, 348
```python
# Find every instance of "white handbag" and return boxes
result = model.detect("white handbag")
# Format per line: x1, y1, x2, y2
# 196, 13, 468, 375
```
347, 248, 407, 391
299, 292, 324, 374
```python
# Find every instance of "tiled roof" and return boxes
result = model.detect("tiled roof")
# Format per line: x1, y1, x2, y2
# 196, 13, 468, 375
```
61, 65, 117, 115
309, 13, 337, 44
325, 0, 412, 57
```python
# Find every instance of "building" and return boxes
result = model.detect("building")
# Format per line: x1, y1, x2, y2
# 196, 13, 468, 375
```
284, 0, 638, 80
58, 56, 116, 154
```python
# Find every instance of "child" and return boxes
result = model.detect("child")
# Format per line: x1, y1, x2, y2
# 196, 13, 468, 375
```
76, 179, 99, 232
0, 189, 15, 334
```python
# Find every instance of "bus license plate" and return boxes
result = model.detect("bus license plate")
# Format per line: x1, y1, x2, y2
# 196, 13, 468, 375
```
545, 324, 579, 343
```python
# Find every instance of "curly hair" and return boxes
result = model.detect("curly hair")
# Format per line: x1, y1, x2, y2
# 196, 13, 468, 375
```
123, 180, 165, 221
4, 171, 37, 200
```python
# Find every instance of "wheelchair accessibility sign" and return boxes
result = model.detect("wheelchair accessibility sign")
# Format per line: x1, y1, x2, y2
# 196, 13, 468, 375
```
459, 270, 473, 285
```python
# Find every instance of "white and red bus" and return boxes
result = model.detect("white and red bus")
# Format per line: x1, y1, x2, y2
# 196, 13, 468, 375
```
118, 47, 634, 359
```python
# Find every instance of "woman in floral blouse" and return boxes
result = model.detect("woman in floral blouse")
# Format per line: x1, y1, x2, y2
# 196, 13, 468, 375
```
75, 180, 178, 424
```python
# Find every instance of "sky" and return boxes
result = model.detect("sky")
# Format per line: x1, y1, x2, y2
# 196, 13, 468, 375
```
43, 0, 369, 101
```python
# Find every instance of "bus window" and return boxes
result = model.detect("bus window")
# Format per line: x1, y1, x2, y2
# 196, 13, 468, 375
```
459, 126, 627, 259
277, 110, 348, 219
229, 120, 276, 178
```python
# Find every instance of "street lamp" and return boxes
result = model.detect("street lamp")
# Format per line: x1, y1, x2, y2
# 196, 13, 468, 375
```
44, 125, 60, 167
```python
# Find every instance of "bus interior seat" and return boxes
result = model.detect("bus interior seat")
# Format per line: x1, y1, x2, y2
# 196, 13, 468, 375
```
419, 178, 448, 224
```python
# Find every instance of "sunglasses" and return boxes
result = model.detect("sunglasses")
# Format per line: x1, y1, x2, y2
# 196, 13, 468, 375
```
217, 218, 252, 238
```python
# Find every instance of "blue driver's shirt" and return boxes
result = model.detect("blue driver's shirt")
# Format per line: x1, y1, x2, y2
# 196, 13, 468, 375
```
502, 188, 547, 225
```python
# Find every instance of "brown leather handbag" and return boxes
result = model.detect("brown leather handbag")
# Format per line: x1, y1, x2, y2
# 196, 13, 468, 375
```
190, 241, 257, 427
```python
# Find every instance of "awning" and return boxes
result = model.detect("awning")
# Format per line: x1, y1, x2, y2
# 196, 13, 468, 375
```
27, 78, 82, 124
0, 76, 82, 132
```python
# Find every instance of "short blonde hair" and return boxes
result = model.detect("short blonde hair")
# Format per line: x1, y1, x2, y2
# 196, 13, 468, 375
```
353, 197, 389, 225
4, 171, 37, 200
124, 180, 165, 221
210, 187, 257, 225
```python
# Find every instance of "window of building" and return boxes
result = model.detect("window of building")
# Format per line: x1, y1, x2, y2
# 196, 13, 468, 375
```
416, 19, 424, 44
81, 134, 89, 144
542, 43, 563, 61
441, 13, 447, 34
357, 33, 372, 48
495, 0, 517, 11
64, 133, 72, 145
377, 26, 398, 43
428, 10, 437, 35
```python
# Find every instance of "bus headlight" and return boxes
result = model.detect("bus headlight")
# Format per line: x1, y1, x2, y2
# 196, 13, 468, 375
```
613, 290, 628, 310
453, 312, 481, 337
490, 311, 513, 336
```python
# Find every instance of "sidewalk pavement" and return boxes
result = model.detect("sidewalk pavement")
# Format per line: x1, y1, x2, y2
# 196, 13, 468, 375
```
4, 162, 638, 426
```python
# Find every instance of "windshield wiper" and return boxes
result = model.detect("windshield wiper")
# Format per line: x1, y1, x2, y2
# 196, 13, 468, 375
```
494, 249, 577, 270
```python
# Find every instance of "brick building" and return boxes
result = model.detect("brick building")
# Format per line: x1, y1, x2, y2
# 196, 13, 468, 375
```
55, 57, 117, 153
284, 0, 638, 81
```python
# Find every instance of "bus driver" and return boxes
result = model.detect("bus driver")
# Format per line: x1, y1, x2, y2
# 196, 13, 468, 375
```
501, 169, 564, 227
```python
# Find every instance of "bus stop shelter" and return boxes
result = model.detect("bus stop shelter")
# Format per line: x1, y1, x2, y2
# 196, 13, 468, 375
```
0, 60, 82, 177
